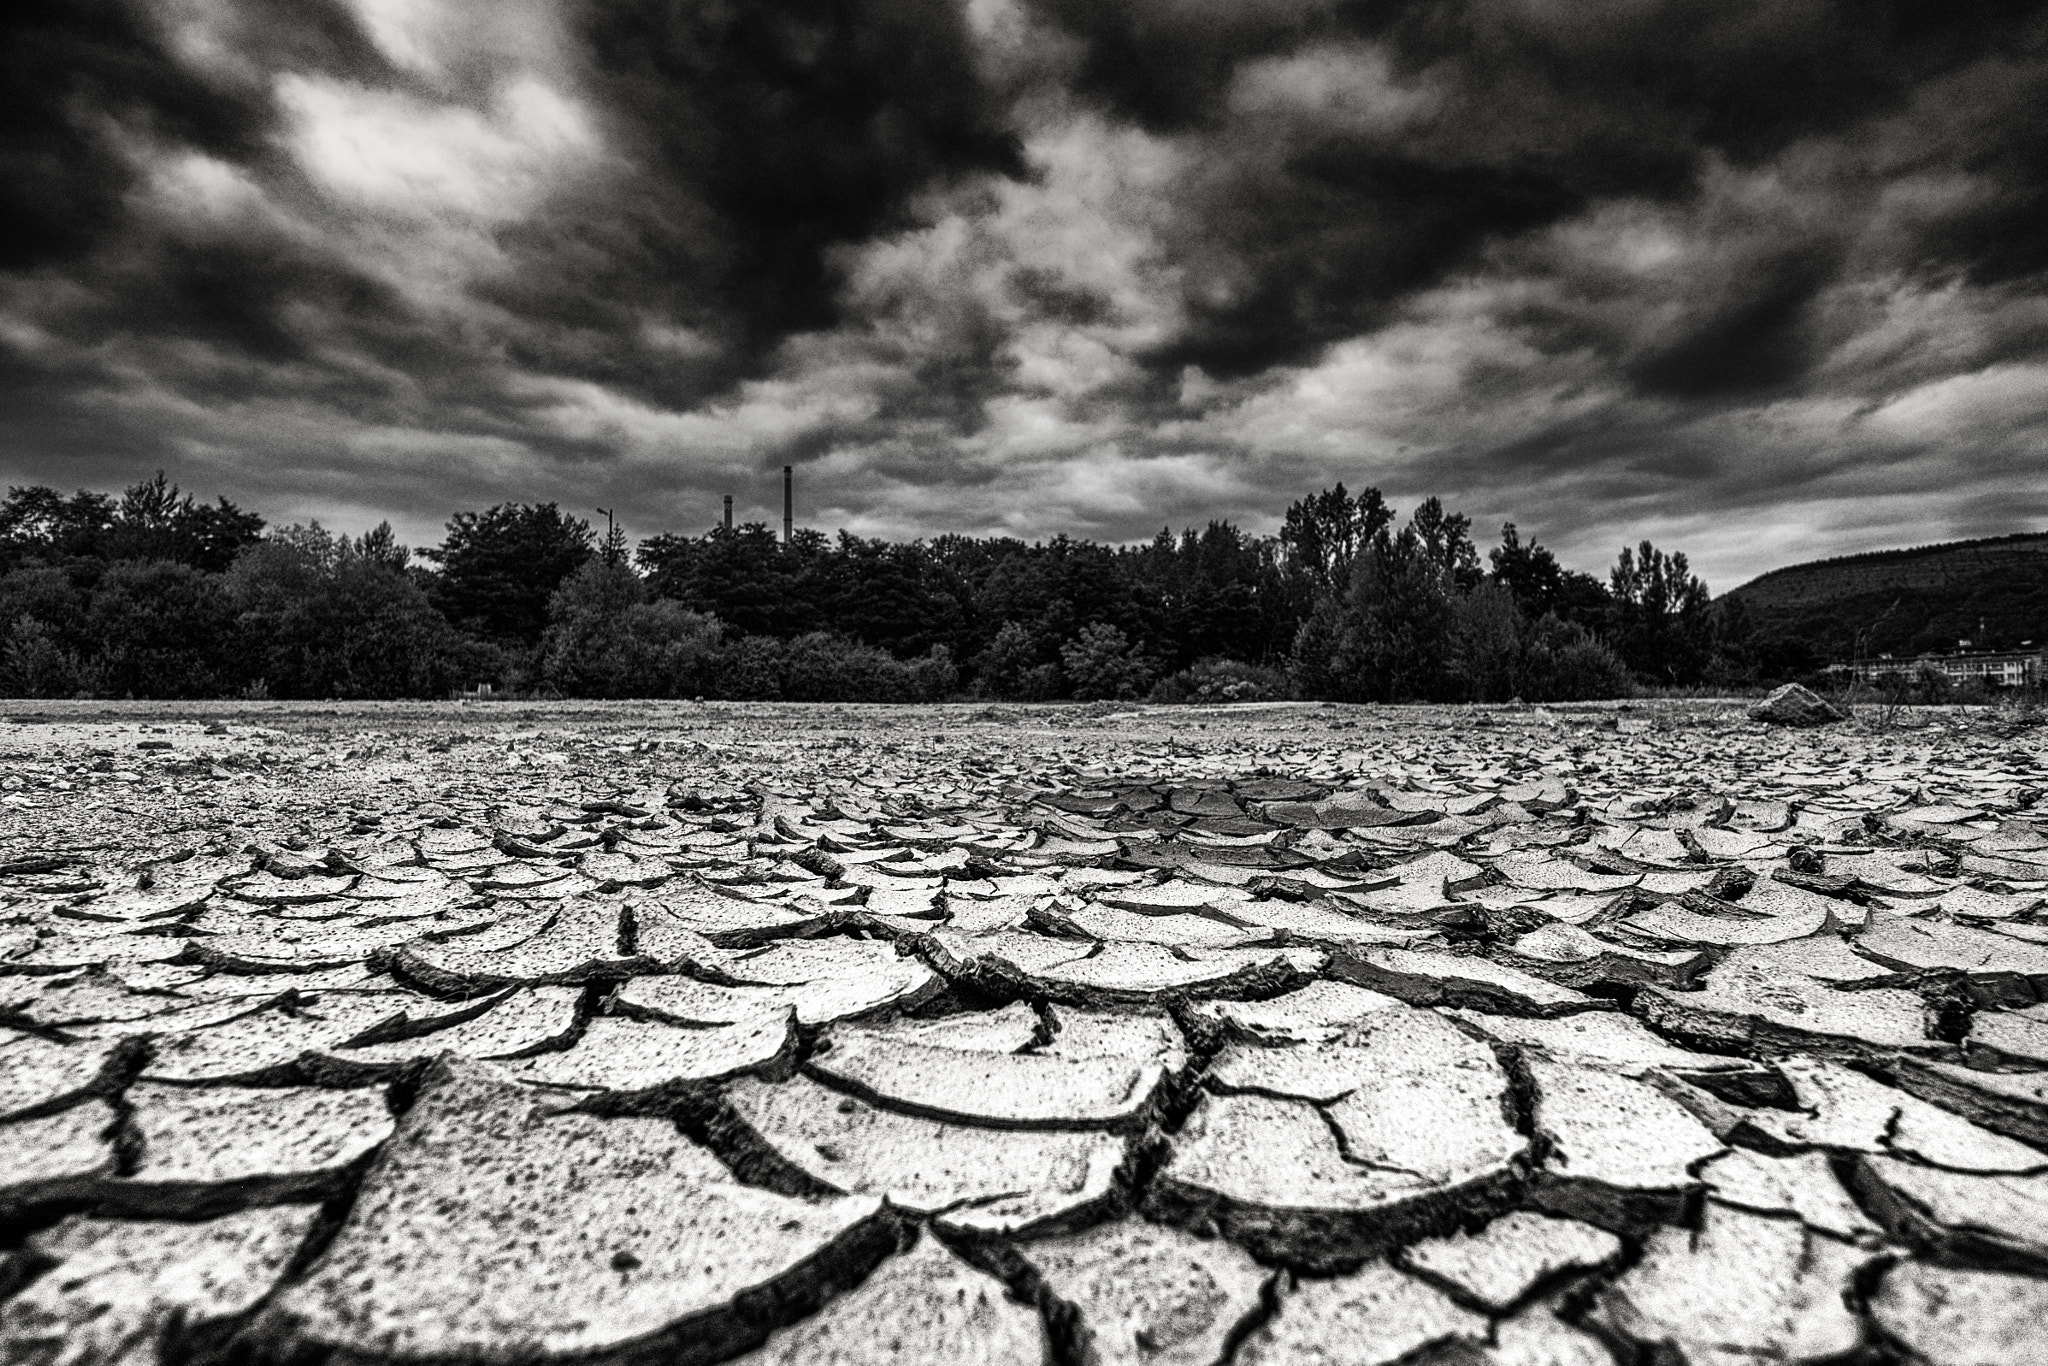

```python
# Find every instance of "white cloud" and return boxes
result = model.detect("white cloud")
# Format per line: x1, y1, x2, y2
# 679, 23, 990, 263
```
279, 75, 598, 225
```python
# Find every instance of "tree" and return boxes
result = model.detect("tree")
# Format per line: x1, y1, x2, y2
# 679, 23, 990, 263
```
105, 472, 266, 570
420, 503, 594, 645
971, 621, 1062, 699
0, 617, 94, 698
1609, 541, 1714, 684
639, 523, 821, 638
1122, 521, 1294, 670
1060, 623, 1156, 700
0, 486, 117, 569
1408, 497, 1482, 591
87, 561, 245, 697
1291, 499, 1472, 702
228, 524, 469, 698
1279, 484, 1393, 601
539, 556, 722, 697
810, 533, 969, 658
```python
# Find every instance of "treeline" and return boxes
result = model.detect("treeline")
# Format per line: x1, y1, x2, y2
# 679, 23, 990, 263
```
0, 472, 1790, 703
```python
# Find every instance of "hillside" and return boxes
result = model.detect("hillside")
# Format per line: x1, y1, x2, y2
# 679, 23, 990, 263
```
1722, 530, 2048, 661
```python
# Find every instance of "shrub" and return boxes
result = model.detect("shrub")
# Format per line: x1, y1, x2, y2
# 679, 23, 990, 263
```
1519, 618, 1635, 701
540, 558, 722, 698
1150, 657, 1291, 704
227, 526, 468, 699
0, 566, 88, 646
972, 621, 1064, 700
709, 632, 957, 702
89, 560, 246, 698
1060, 623, 1156, 700
0, 617, 96, 697
1448, 582, 1524, 702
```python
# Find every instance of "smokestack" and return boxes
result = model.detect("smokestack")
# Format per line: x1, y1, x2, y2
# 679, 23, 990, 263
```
722, 495, 732, 531
782, 465, 793, 545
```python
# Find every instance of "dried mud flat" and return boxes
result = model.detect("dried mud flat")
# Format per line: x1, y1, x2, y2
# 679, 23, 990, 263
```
3, 696, 2048, 1366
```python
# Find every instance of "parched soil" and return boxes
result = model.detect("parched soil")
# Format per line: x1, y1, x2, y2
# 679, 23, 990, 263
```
3, 698, 2047, 1366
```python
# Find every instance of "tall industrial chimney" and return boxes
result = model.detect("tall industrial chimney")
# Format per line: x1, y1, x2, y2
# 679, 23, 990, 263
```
782, 465, 793, 545
722, 495, 732, 531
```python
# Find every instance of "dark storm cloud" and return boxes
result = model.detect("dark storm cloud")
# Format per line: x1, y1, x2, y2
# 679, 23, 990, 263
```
1624, 243, 1841, 399
442, 0, 1028, 409
1, 0, 1024, 428
1023, 0, 2048, 381
0, 0, 2045, 582
0, 0, 386, 268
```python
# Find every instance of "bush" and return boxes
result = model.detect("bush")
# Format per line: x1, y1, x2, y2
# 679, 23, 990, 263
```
0, 617, 95, 697
1448, 582, 1524, 702
1150, 657, 1291, 703
1523, 633, 1635, 701
88, 560, 245, 697
709, 632, 957, 702
1060, 623, 1155, 700
972, 621, 1063, 700
0, 566, 88, 648
227, 526, 469, 699
540, 558, 722, 698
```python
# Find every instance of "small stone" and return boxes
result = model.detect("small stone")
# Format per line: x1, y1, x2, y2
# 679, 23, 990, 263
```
1400, 1211, 1621, 1313
1748, 684, 1844, 727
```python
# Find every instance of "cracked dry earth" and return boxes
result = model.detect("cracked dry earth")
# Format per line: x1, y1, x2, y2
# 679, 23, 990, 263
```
4, 700, 2048, 1366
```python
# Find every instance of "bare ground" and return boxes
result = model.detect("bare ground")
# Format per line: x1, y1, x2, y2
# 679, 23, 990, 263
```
3, 698, 2046, 1365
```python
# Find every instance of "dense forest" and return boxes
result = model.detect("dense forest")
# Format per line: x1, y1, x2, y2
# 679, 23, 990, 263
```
1721, 532, 2048, 666
0, 472, 1864, 702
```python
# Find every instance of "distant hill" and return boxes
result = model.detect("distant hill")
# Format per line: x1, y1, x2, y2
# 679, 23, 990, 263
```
1722, 531, 2048, 662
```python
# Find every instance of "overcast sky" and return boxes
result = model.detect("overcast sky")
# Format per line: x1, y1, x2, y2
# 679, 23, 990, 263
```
3, 0, 2045, 589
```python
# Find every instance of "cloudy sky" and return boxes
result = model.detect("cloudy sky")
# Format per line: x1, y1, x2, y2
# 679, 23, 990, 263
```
4, 0, 2046, 588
